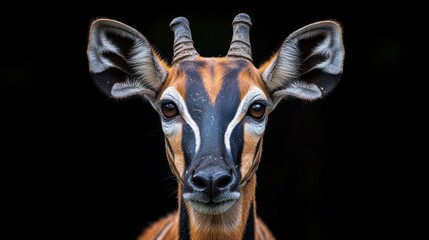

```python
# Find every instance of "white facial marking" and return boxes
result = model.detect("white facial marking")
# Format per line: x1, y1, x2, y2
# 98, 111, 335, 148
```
160, 87, 201, 153
224, 86, 268, 153
183, 192, 240, 215
187, 199, 236, 215
244, 118, 266, 137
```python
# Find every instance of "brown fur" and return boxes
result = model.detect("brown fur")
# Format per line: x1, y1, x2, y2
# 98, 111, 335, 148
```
162, 58, 265, 103
139, 176, 274, 239
88, 15, 344, 240
139, 57, 276, 239
237, 62, 269, 100
240, 129, 262, 183
165, 129, 185, 181
160, 65, 187, 101
198, 58, 226, 105
138, 211, 178, 240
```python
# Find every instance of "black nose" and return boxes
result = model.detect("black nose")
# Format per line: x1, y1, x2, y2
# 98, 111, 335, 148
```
190, 166, 234, 200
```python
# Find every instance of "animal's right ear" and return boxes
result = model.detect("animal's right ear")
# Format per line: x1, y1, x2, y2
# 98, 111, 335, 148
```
87, 19, 169, 102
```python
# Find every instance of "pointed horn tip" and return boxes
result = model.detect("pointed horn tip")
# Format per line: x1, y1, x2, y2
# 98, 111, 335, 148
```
232, 13, 252, 27
170, 16, 190, 30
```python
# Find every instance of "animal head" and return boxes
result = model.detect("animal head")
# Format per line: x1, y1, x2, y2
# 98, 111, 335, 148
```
87, 13, 344, 216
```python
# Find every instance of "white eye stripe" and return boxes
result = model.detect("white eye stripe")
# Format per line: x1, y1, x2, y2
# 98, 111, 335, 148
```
224, 86, 268, 153
160, 87, 201, 153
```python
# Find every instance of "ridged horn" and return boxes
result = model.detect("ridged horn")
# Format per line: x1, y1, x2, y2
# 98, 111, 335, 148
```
227, 13, 252, 62
170, 17, 199, 64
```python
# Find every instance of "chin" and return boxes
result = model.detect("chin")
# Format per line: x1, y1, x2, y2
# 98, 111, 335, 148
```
187, 199, 237, 215
183, 192, 241, 215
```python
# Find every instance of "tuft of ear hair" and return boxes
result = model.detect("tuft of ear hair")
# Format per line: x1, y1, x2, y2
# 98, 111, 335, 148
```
259, 20, 345, 105
87, 19, 169, 102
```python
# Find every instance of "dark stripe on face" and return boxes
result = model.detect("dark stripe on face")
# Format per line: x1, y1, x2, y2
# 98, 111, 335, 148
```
231, 121, 244, 180
243, 202, 255, 240
179, 60, 243, 167
179, 198, 190, 240
182, 123, 196, 170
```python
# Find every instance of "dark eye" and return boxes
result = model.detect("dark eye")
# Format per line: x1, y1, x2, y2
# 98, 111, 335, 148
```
161, 101, 179, 118
248, 102, 266, 119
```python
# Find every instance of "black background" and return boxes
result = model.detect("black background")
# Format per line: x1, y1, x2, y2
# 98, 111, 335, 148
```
2, 2, 418, 240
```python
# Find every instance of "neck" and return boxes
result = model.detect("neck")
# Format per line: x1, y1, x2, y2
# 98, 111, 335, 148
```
177, 176, 257, 240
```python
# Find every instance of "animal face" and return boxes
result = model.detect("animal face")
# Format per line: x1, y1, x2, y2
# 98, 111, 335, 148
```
159, 58, 270, 214
87, 13, 344, 216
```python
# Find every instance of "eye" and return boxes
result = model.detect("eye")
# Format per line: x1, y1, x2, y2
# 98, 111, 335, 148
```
248, 102, 266, 119
161, 101, 179, 118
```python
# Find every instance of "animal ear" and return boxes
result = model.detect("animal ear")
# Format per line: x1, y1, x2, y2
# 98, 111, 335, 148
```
260, 21, 345, 105
87, 19, 168, 101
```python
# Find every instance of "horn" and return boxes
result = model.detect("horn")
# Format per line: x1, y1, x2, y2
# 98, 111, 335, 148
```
227, 13, 253, 62
170, 17, 199, 64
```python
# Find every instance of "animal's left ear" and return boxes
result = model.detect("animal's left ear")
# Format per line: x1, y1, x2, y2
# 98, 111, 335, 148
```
260, 21, 345, 105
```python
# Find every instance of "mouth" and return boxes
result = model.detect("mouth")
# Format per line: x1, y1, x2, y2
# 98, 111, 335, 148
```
183, 192, 240, 215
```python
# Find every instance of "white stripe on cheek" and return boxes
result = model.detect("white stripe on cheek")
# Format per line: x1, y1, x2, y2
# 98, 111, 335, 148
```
224, 87, 267, 153
160, 87, 201, 153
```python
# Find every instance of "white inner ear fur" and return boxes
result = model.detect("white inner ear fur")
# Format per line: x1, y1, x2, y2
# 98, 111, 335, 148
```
273, 81, 322, 101
160, 87, 201, 154
261, 40, 301, 91
224, 86, 268, 154
88, 19, 167, 98
299, 28, 344, 75
88, 29, 124, 73
261, 21, 344, 102
88, 22, 134, 74
111, 80, 156, 99
128, 40, 166, 91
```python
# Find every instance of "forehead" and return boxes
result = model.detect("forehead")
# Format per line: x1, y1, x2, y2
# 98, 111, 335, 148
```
160, 57, 268, 102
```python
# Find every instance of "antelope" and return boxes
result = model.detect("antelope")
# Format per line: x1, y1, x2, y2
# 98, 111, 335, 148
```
87, 13, 344, 240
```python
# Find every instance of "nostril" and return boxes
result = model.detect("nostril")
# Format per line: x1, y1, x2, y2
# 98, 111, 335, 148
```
213, 172, 232, 190
188, 167, 236, 199
191, 171, 210, 190
192, 176, 206, 189
216, 175, 232, 189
